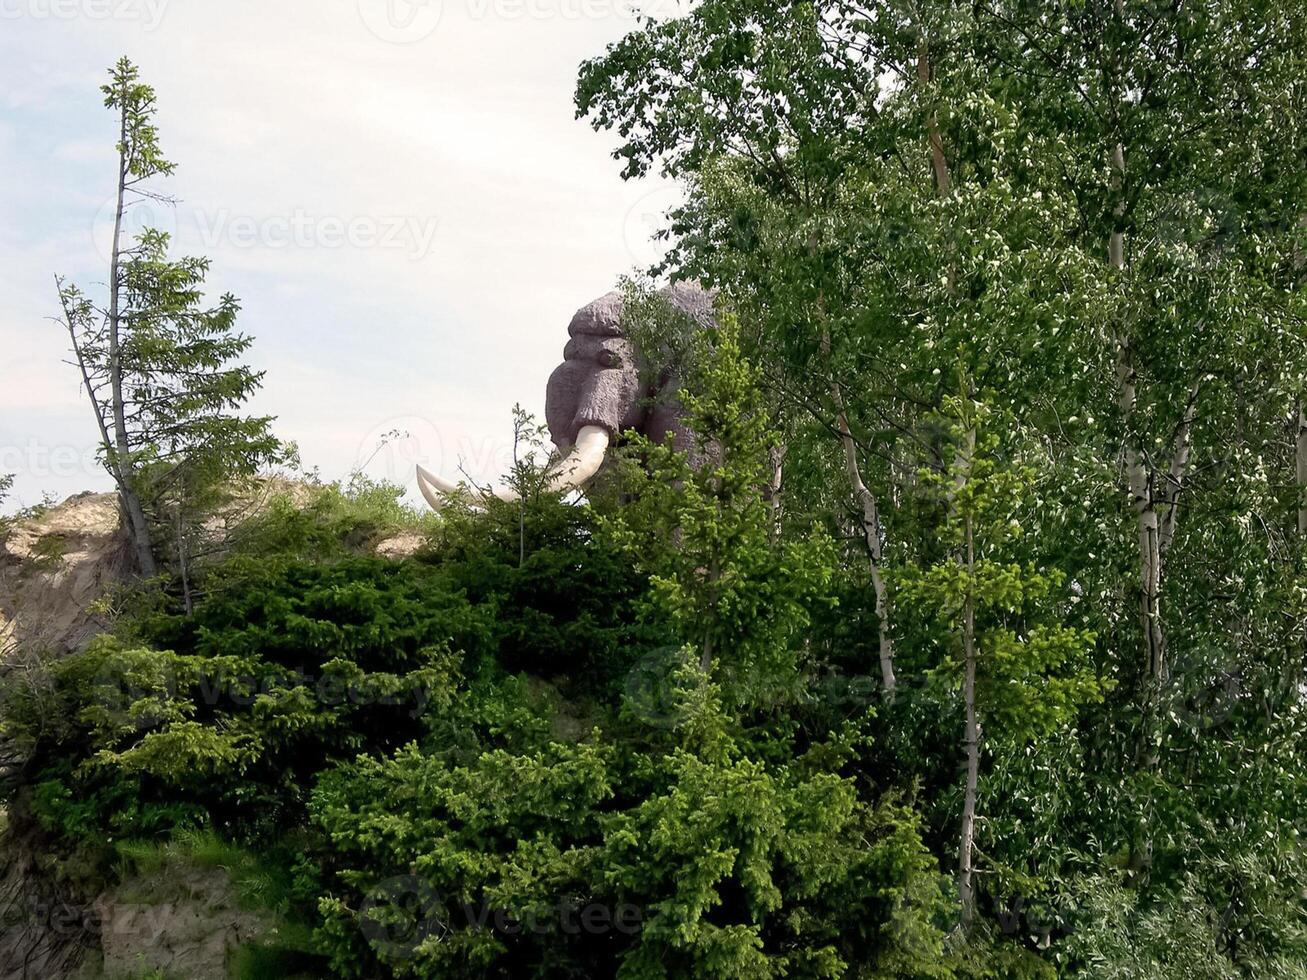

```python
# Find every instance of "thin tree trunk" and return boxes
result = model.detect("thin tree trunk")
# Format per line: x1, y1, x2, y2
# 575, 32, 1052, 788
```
822, 331, 897, 692
514, 435, 526, 568
768, 443, 786, 544
1160, 381, 1201, 558
957, 429, 979, 929
1112, 112, 1154, 877
58, 278, 116, 473
916, 40, 952, 197
839, 407, 897, 693
1284, 226, 1307, 759
1110, 139, 1166, 682
1120, 345, 1166, 681
1296, 218, 1306, 539
1297, 401, 1307, 538
107, 85, 156, 576
916, 37, 985, 918
173, 501, 193, 617
811, 272, 897, 693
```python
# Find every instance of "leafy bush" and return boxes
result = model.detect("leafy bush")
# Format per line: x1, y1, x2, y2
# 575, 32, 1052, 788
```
309, 670, 954, 980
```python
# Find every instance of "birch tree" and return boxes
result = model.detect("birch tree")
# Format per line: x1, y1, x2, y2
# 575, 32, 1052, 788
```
578, 0, 1306, 949
578, 2, 914, 694
897, 391, 1100, 929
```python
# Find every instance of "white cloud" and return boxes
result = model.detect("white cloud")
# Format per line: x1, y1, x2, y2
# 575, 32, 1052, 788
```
0, 0, 678, 510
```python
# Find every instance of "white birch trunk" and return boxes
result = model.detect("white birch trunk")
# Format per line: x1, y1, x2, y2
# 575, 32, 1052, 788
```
1110, 140, 1167, 681
1298, 401, 1307, 538
957, 428, 979, 929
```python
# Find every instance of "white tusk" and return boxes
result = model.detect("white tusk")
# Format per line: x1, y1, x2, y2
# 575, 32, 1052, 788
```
415, 464, 457, 511
546, 425, 610, 492
414, 425, 609, 512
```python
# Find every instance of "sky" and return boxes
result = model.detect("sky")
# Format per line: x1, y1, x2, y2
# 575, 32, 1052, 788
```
0, 0, 684, 510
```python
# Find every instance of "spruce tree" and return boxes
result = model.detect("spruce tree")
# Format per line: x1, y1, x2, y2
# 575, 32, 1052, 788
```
56, 58, 282, 583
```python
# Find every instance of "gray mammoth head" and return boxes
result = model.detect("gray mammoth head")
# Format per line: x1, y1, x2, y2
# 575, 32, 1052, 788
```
544, 282, 715, 453
416, 281, 714, 511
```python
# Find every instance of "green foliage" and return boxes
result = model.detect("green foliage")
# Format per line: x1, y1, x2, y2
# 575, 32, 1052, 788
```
9, 8, 1307, 978
56, 58, 287, 579
218, 476, 430, 564
112, 827, 300, 915
430, 493, 663, 687
0, 490, 55, 538
49, 560, 469, 834
895, 394, 1102, 743
311, 738, 617, 978
310, 670, 953, 980
102, 56, 174, 184
598, 737, 950, 978
576, 1, 1307, 972
603, 299, 836, 706
1, 310, 958, 978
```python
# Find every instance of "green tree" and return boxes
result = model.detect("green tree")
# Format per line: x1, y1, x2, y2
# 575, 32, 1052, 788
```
896, 388, 1101, 928
577, 0, 1307, 959
56, 58, 282, 582
601, 294, 835, 703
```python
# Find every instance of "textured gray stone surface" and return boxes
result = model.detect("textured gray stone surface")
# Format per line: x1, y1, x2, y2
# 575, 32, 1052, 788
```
544, 282, 715, 456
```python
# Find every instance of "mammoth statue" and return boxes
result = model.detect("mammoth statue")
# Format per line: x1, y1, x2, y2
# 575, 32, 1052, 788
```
416, 282, 716, 510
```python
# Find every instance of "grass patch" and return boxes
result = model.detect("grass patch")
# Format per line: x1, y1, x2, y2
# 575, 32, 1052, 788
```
113, 828, 297, 915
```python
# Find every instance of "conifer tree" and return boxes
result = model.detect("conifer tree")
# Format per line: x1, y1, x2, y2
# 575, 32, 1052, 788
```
56, 58, 282, 581
602, 294, 834, 704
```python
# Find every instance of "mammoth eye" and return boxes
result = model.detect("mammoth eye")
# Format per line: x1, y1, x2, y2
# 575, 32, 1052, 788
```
597, 349, 622, 368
